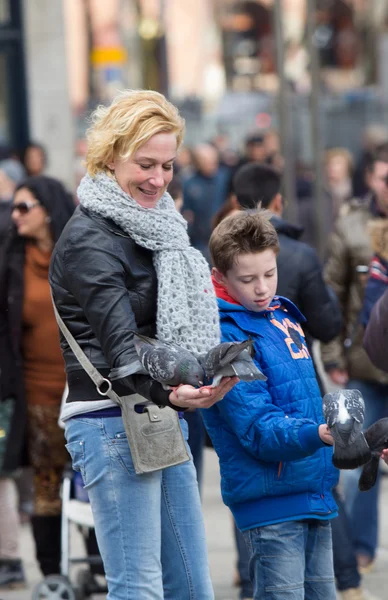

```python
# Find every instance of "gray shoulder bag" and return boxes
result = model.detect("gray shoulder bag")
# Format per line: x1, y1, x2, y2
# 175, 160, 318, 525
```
52, 298, 190, 474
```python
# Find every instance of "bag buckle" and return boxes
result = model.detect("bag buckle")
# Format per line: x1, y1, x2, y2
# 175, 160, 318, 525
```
96, 378, 113, 396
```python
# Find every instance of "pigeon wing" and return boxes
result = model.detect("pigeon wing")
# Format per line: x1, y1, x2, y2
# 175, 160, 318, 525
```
138, 346, 178, 385
322, 392, 339, 428
202, 340, 253, 376
344, 390, 365, 424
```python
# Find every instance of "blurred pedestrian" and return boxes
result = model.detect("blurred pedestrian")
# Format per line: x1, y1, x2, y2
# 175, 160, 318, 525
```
364, 287, 388, 373
0, 158, 26, 227
3, 176, 75, 580
22, 142, 47, 177
360, 220, 388, 328
242, 133, 266, 164
175, 145, 195, 181
321, 147, 388, 574
49, 89, 237, 600
183, 143, 231, 261
0, 158, 26, 590
324, 147, 354, 229
353, 126, 388, 198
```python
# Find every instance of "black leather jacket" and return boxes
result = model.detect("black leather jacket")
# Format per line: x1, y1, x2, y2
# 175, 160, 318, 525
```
49, 206, 174, 407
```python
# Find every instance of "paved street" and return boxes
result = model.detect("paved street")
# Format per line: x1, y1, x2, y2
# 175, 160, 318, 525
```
1, 448, 388, 599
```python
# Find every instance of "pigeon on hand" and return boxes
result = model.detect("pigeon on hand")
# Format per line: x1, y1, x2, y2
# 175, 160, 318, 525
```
323, 389, 371, 469
359, 418, 388, 491
131, 331, 205, 388
200, 339, 267, 387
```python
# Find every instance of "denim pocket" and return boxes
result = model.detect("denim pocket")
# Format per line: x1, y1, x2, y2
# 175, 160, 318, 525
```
65, 440, 86, 482
109, 431, 128, 444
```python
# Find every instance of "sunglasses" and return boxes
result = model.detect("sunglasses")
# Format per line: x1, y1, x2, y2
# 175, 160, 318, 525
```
11, 201, 40, 215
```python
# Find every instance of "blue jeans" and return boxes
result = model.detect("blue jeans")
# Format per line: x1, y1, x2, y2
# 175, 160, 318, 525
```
65, 415, 214, 600
243, 520, 336, 600
341, 379, 388, 560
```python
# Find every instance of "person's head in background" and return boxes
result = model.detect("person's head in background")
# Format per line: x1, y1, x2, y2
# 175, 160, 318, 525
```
361, 125, 388, 154
175, 145, 194, 174
168, 176, 183, 212
244, 133, 266, 163
11, 175, 75, 246
233, 162, 283, 215
365, 145, 388, 216
22, 142, 47, 177
212, 193, 241, 230
0, 158, 26, 202
324, 148, 353, 186
192, 143, 219, 178
210, 210, 280, 312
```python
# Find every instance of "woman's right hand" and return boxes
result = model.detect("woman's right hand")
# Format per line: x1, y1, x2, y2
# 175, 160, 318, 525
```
169, 377, 239, 409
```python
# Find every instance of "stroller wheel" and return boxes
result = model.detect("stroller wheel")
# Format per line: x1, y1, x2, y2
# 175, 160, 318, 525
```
31, 575, 79, 600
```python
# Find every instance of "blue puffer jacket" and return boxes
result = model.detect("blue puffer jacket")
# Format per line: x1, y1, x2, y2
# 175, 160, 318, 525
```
202, 296, 339, 531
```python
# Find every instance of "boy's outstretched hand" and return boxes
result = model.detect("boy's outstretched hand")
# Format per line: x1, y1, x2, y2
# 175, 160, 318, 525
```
319, 424, 334, 446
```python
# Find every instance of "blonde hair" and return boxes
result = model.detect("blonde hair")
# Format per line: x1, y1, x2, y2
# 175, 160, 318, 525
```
324, 147, 354, 174
86, 89, 185, 177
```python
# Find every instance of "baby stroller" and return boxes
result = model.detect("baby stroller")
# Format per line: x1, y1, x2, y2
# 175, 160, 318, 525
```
31, 464, 107, 600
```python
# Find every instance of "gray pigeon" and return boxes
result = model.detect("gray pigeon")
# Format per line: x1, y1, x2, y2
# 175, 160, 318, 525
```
359, 418, 388, 491
323, 389, 371, 469
131, 332, 205, 388
201, 339, 267, 387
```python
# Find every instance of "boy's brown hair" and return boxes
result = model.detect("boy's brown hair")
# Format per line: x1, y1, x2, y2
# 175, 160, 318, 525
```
209, 210, 280, 274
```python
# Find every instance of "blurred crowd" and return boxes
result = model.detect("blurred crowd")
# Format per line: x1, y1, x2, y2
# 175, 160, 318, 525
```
1, 120, 388, 600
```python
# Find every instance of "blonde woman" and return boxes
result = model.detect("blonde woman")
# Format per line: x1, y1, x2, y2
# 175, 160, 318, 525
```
49, 90, 237, 600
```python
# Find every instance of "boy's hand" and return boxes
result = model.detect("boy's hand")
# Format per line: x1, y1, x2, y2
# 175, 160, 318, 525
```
319, 424, 334, 446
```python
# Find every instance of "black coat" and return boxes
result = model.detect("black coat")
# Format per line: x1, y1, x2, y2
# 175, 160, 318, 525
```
49, 206, 175, 408
273, 215, 342, 343
0, 209, 27, 472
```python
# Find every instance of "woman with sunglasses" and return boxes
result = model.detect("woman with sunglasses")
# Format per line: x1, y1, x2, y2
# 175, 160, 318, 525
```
0, 175, 74, 587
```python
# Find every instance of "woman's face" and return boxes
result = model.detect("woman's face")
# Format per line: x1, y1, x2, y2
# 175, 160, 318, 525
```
11, 188, 49, 239
108, 132, 177, 208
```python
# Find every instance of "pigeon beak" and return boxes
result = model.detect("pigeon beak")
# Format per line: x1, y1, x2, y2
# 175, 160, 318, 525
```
198, 381, 203, 387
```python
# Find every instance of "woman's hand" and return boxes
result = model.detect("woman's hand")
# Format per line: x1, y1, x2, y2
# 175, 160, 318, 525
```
318, 424, 334, 446
169, 377, 239, 409
381, 449, 388, 465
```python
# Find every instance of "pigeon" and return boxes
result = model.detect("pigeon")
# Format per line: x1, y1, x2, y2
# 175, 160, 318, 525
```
322, 389, 372, 469
200, 339, 267, 387
131, 332, 205, 388
359, 418, 388, 491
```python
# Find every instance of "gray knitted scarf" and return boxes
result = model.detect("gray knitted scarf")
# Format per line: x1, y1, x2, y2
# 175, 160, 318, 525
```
78, 173, 220, 356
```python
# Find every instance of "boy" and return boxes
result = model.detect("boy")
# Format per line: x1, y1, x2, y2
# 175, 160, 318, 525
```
204, 210, 339, 600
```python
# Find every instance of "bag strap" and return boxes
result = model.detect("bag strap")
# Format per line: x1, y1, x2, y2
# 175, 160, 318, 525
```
51, 292, 121, 405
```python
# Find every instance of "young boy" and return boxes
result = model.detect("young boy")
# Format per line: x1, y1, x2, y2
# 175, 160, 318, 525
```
204, 210, 339, 600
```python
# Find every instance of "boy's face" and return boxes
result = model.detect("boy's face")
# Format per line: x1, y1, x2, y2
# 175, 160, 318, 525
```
214, 249, 278, 312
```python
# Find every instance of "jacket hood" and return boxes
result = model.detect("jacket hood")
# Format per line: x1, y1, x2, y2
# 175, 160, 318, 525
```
270, 215, 304, 240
